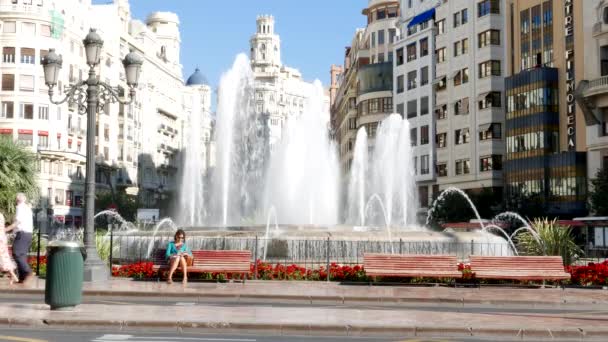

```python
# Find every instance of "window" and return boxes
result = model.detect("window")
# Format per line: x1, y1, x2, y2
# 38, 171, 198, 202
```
455, 128, 470, 145
419, 186, 429, 207
454, 97, 469, 115
388, 51, 393, 62
378, 53, 385, 63
396, 48, 404, 65
2, 102, 14, 118
397, 75, 404, 93
38, 105, 49, 120
2, 74, 15, 91
456, 159, 471, 175
407, 100, 417, 119
479, 123, 502, 140
20, 48, 35, 64
454, 39, 468, 56
478, 0, 500, 17
435, 104, 447, 120
22, 22, 35, 35
420, 96, 429, 116
38, 135, 48, 148
420, 66, 429, 86
104, 147, 109, 161
453, 68, 469, 86
410, 128, 417, 146
435, 76, 447, 91
420, 38, 429, 56
19, 75, 34, 92
20, 103, 34, 119
479, 60, 501, 78
371, 32, 376, 47
480, 155, 502, 171
479, 91, 502, 109
407, 43, 417, 62
421, 125, 429, 145
436, 132, 447, 148
3, 47, 15, 63
478, 29, 501, 48
39, 49, 48, 64
436, 163, 447, 177
436, 19, 446, 35
41, 24, 51, 37
348, 118, 357, 130
3, 21, 16, 33
454, 8, 468, 27
421, 155, 430, 175
104, 124, 110, 141
17, 132, 33, 146
378, 30, 385, 45
396, 103, 404, 117
436, 47, 446, 63
388, 29, 396, 44
407, 70, 417, 90
377, 9, 386, 20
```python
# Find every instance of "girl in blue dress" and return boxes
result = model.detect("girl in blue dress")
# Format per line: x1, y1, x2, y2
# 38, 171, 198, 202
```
166, 229, 192, 284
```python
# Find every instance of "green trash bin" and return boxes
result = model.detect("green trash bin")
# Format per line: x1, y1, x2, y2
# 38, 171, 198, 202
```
44, 240, 85, 311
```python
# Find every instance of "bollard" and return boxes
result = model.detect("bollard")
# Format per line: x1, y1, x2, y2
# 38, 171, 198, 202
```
326, 237, 330, 282
471, 240, 474, 256
399, 238, 403, 254
109, 224, 114, 270
254, 236, 258, 280
36, 229, 41, 276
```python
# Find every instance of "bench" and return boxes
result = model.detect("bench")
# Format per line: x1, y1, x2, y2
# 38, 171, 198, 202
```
470, 256, 571, 281
363, 253, 462, 280
151, 249, 252, 282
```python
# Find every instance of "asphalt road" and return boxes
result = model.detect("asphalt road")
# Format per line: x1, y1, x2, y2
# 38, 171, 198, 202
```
0, 327, 522, 342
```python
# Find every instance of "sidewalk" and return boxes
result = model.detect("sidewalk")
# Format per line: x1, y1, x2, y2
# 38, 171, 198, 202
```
3, 279, 608, 340
2, 278, 608, 306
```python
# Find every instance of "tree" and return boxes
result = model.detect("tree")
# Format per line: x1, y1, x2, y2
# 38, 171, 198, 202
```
95, 190, 139, 223
0, 137, 38, 220
589, 167, 608, 216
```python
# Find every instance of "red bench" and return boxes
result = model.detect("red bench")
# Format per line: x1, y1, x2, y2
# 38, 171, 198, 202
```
470, 256, 571, 281
363, 253, 462, 281
151, 249, 252, 282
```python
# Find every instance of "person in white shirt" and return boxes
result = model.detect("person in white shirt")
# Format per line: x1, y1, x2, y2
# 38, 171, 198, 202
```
6, 193, 34, 284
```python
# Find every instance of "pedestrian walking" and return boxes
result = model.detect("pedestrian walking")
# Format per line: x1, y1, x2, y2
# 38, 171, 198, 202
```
0, 213, 18, 284
5, 193, 34, 284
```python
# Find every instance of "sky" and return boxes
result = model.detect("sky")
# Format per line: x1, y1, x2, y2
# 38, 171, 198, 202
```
94, 0, 368, 92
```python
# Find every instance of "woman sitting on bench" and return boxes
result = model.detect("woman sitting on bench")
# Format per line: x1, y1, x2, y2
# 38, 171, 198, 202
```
165, 229, 192, 284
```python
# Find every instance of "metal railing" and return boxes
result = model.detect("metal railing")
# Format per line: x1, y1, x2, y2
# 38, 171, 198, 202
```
106, 234, 516, 267
586, 75, 608, 91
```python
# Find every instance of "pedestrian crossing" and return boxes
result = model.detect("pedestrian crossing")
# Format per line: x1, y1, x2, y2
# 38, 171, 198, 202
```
92, 335, 257, 342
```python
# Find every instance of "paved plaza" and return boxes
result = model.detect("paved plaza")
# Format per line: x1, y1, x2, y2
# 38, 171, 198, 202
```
1, 279, 608, 341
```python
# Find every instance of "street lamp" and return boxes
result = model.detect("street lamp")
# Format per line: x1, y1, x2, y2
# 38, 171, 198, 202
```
42, 28, 143, 281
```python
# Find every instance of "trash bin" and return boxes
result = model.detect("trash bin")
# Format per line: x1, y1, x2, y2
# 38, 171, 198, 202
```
44, 240, 84, 311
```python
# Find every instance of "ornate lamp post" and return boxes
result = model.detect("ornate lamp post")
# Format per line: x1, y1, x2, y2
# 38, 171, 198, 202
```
42, 28, 143, 281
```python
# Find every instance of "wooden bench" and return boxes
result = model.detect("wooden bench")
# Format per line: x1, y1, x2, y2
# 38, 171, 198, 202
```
470, 256, 571, 281
363, 253, 462, 280
151, 249, 252, 282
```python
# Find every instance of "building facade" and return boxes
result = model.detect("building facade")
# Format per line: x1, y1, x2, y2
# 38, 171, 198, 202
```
505, 0, 587, 217
576, 0, 608, 214
394, 0, 436, 209
332, 0, 400, 175
0, 0, 212, 227
249, 15, 314, 150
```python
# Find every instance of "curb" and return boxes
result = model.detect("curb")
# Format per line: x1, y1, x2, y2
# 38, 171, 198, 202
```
2, 317, 608, 340
2, 287, 601, 307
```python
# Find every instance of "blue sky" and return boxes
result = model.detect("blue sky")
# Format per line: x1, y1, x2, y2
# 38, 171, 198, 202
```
95, 0, 367, 90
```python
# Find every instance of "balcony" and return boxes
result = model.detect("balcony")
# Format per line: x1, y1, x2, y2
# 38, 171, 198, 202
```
357, 62, 393, 95
0, 4, 45, 16
576, 76, 608, 125
593, 22, 608, 37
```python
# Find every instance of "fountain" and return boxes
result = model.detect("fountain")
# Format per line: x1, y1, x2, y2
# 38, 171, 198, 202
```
426, 187, 485, 229
262, 206, 280, 261
346, 127, 368, 227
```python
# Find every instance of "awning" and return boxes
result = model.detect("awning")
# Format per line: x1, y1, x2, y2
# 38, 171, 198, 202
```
407, 8, 435, 28
432, 76, 446, 85
477, 92, 491, 102
38, 131, 48, 136
57, 133, 61, 138
479, 123, 492, 131
18, 129, 33, 134
450, 70, 460, 80
0, 128, 12, 134
434, 104, 446, 110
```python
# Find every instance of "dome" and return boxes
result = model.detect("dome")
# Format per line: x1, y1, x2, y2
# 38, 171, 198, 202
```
186, 68, 208, 86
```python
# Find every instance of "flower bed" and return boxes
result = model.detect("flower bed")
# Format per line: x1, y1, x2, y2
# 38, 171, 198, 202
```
567, 261, 608, 286
27, 255, 47, 277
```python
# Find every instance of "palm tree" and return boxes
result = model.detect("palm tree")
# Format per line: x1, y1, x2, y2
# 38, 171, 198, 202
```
0, 137, 38, 220
515, 218, 582, 265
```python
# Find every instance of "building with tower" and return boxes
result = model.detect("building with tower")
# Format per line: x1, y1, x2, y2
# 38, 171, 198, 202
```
249, 15, 316, 149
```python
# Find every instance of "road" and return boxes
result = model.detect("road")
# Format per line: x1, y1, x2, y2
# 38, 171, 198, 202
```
0, 327, 521, 342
